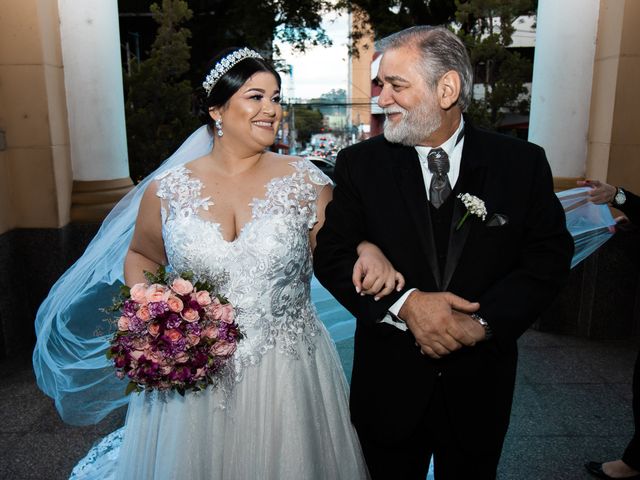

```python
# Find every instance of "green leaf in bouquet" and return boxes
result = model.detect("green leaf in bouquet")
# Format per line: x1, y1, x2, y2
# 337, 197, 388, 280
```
143, 265, 168, 285
119, 284, 131, 298
180, 270, 194, 281
215, 293, 230, 305
125, 381, 140, 396
194, 279, 214, 292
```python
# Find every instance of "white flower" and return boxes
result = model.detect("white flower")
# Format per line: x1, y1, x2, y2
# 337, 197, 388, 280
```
456, 193, 487, 230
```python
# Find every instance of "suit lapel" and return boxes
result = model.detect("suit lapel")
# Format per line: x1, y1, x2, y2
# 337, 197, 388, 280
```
442, 126, 488, 291
391, 146, 442, 290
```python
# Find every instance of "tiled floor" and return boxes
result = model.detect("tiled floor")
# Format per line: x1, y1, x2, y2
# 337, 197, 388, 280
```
1, 328, 637, 480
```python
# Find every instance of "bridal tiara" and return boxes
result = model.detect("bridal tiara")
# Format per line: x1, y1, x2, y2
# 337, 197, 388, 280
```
202, 47, 264, 96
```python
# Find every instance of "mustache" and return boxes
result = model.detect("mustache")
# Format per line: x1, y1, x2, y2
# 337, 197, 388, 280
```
383, 107, 407, 116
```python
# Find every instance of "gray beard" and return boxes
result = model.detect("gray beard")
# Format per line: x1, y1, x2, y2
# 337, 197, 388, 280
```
383, 99, 442, 146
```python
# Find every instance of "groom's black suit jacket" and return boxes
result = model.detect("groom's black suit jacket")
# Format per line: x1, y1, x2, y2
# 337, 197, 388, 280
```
314, 123, 574, 450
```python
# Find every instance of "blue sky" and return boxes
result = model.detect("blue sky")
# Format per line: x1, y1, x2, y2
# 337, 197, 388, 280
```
275, 10, 349, 100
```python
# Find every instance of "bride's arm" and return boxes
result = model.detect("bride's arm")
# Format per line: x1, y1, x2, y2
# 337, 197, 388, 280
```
309, 184, 333, 252
124, 182, 168, 286
310, 185, 404, 300
353, 241, 405, 300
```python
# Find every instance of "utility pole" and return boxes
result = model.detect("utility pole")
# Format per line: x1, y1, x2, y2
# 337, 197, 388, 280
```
287, 64, 297, 154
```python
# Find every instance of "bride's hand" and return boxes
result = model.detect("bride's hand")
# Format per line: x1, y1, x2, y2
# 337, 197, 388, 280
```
353, 241, 405, 301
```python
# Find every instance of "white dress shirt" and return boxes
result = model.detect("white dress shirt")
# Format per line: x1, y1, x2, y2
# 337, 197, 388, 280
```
381, 116, 465, 331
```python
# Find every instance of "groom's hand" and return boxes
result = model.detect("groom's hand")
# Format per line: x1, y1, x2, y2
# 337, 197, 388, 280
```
399, 291, 480, 359
451, 311, 488, 344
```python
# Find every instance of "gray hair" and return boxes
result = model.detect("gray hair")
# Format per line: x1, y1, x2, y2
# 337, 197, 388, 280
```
377, 26, 473, 111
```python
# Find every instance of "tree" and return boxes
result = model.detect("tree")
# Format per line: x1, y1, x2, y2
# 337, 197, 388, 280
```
342, 0, 457, 55
293, 105, 324, 146
343, 0, 536, 130
455, 0, 536, 129
124, 0, 199, 182
119, 1, 335, 87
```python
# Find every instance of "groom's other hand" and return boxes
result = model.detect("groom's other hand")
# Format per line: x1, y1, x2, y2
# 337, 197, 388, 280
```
451, 310, 488, 344
399, 290, 479, 359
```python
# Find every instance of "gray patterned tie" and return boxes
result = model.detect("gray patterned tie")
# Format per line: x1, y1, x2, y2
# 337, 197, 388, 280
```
427, 148, 451, 208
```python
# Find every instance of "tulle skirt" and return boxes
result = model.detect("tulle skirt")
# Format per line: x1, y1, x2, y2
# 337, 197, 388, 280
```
69, 323, 369, 480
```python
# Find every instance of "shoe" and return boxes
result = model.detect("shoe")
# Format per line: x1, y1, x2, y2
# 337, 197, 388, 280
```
585, 461, 640, 479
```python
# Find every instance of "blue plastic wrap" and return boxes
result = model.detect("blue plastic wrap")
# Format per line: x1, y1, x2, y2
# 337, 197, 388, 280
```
556, 187, 617, 268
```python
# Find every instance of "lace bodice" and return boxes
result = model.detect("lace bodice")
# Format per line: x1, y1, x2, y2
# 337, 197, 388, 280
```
155, 159, 331, 381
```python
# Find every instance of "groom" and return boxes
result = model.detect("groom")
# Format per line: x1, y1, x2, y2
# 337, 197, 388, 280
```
314, 26, 574, 479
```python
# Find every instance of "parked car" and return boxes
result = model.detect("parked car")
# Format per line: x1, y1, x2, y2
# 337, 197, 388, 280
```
305, 155, 336, 181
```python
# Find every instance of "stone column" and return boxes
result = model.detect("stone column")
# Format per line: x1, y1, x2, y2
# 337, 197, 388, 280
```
58, 0, 132, 222
586, 0, 640, 196
529, 0, 600, 183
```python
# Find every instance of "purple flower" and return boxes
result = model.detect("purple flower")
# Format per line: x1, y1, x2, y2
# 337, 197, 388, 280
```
128, 316, 146, 334
186, 322, 201, 336
166, 314, 182, 329
148, 301, 169, 317
123, 300, 138, 317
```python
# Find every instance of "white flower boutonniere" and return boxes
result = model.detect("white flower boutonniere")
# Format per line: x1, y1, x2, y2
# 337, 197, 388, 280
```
456, 193, 487, 231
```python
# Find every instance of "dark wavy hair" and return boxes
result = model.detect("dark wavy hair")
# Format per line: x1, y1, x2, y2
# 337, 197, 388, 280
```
197, 47, 282, 129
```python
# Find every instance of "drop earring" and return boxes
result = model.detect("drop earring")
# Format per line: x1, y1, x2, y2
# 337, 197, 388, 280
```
215, 118, 223, 137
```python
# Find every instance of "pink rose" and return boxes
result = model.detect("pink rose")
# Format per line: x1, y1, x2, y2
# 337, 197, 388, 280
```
137, 305, 151, 321
160, 366, 172, 375
195, 290, 212, 306
165, 329, 183, 342
147, 323, 160, 337
181, 308, 200, 323
211, 340, 237, 357
171, 278, 193, 296
146, 284, 170, 303
194, 367, 206, 379
219, 304, 235, 324
187, 334, 201, 346
174, 352, 189, 363
132, 338, 147, 350
205, 298, 223, 320
130, 350, 144, 360
166, 296, 184, 313
202, 326, 219, 339
117, 315, 130, 331
130, 283, 148, 304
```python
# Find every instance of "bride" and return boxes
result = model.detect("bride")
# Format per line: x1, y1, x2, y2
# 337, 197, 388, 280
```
34, 47, 403, 479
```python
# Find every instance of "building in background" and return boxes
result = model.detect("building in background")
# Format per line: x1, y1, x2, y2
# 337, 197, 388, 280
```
348, 8, 374, 141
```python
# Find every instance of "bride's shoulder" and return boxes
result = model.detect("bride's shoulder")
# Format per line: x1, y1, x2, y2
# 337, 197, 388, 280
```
265, 153, 332, 186
152, 157, 206, 201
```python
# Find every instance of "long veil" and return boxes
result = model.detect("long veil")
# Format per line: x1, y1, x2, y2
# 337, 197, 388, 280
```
33, 126, 214, 426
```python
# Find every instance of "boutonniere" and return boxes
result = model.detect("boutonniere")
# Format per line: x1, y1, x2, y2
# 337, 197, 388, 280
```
456, 193, 487, 230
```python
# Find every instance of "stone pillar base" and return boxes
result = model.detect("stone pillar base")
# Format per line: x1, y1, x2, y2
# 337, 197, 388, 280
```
70, 177, 134, 223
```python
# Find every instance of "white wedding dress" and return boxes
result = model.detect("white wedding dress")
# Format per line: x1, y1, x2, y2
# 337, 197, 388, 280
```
70, 159, 369, 480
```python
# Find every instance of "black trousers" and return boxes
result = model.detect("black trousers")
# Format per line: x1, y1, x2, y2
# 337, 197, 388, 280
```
358, 379, 503, 480
623, 348, 640, 471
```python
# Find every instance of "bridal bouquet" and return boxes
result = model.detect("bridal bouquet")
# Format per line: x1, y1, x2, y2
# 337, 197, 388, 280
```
106, 267, 243, 395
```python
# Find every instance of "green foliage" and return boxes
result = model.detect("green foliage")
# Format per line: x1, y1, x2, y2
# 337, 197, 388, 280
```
348, 0, 536, 131
455, 0, 536, 129
143, 264, 168, 284
125, 381, 141, 396
293, 106, 324, 145
342, 0, 457, 55
177, 0, 334, 86
125, 0, 199, 182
